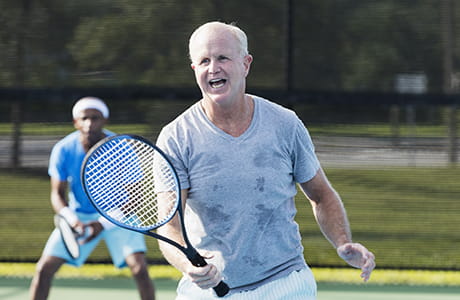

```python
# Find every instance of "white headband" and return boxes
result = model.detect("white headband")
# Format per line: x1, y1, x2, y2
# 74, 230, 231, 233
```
72, 97, 109, 119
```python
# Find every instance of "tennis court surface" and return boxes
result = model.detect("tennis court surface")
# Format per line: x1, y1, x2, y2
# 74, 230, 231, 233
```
2, 277, 460, 300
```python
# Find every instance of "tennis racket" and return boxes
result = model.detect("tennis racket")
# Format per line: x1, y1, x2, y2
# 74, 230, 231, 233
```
54, 214, 81, 259
81, 134, 229, 297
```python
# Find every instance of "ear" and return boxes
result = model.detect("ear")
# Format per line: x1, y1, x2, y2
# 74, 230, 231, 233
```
243, 54, 253, 77
191, 63, 196, 70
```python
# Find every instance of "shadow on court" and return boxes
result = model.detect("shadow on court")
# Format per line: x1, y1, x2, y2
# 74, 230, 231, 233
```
1, 277, 460, 300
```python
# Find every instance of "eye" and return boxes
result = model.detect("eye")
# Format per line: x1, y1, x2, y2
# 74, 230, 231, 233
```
199, 58, 210, 65
218, 55, 229, 61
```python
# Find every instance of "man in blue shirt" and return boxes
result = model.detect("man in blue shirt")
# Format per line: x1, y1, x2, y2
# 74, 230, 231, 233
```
29, 97, 155, 300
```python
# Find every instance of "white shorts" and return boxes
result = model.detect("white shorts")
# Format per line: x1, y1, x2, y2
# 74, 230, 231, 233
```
43, 212, 147, 268
176, 267, 317, 300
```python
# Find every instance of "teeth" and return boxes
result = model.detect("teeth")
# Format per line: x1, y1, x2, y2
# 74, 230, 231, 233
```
210, 79, 225, 88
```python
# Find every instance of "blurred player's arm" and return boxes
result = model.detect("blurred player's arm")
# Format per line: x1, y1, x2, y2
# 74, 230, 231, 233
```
50, 177, 101, 241
50, 177, 82, 230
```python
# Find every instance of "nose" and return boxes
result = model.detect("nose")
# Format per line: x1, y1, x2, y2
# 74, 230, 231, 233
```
209, 59, 221, 74
82, 118, 96, 131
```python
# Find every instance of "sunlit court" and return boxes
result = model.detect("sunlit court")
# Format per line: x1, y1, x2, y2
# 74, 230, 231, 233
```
1, 0, 460, 299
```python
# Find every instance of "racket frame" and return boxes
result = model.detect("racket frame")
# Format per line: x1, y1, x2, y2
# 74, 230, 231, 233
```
81, 134, 229, 295
54, 214, 80, 259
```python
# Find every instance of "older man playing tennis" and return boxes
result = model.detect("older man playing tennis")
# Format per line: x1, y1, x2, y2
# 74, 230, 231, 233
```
155, 21, 375, 299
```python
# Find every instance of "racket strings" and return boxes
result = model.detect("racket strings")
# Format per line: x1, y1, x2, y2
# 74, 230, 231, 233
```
84, 137, 179, 229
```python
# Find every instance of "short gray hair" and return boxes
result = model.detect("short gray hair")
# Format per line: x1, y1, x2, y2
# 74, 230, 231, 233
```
188, 21, 249, 62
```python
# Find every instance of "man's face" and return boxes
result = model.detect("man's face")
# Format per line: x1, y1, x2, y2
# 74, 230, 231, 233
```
190, 28, 252, 106
73, 108, 106, 139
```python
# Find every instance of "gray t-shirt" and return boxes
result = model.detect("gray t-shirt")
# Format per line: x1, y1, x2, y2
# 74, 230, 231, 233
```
156, 95, 320, 292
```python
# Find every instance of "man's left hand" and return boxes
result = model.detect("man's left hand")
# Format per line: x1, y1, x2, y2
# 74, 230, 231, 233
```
337, 243, 375, 282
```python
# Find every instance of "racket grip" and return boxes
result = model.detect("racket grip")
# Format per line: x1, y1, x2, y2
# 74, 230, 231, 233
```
214, 281, 230, 297
189, 252, 230, 297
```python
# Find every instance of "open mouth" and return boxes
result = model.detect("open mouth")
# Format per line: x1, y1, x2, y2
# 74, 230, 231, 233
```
209, 78, 226, 88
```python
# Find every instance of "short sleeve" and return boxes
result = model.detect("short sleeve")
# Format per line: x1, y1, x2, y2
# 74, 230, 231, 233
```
48, 143, 68, 181
156, 127, 190, 190
292, 119, 321, 183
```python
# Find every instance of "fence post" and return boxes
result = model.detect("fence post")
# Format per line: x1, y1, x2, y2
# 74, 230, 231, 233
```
10, 101, 22, 168
447, 104, 458, 164
406, 104, 417, 166
10, 0, 30, 168
390, 104, 400, 146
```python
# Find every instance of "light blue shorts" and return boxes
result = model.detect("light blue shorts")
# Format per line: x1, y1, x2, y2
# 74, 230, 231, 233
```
43, 212, 147, 268
176, 267, 317, 300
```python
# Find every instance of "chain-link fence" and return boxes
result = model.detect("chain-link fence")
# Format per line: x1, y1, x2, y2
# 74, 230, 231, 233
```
1, 91, 459, 270
1, 0, 460, 269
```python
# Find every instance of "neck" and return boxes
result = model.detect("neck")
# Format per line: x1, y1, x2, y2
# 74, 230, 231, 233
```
201, 95, 254, 137
80, 132, 105, 152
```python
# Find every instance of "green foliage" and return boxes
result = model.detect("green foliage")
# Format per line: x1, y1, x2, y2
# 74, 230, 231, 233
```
0, 1, 457, 91
67, 1, 198, 86
338, 1, 442, 91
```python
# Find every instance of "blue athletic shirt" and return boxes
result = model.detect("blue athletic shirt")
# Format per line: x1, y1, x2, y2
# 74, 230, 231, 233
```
156, 95, 321, 292
48, 130, 114, 214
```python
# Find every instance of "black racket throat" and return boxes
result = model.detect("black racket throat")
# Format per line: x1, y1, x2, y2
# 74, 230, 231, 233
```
144, 212, 206, 268
184, 248, 207, 267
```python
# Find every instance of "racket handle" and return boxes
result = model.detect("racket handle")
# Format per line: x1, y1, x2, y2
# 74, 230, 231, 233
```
189, 251, 230, 297
213, 281, 230, 297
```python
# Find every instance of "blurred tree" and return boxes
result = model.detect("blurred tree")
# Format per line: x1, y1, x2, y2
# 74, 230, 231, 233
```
0, 0, 115, 87
339, 0, 443, 92
0, 0, 457, 93
68, 0, 214, 87
293, 0, 446, 92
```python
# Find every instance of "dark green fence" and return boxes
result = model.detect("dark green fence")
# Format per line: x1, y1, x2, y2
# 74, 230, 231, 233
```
0, 93, 459, 270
